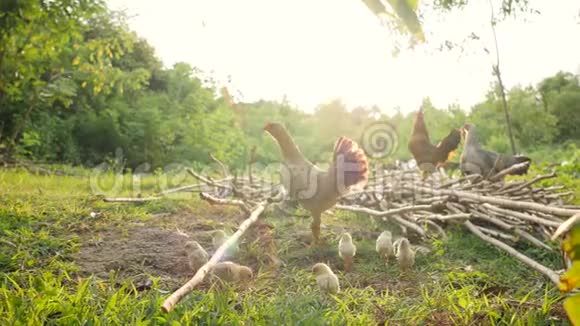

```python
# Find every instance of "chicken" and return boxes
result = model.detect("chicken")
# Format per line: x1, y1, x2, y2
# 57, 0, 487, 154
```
460, 123, 531, 179
184, 241, 209, 273
209, 261, 253, 284
376, 231, 395, 264
312, 263, 340, 294
396, 237, 415, 271
338, 233, 356, 272
408, 107, 462, 180
264, 122, 369, 245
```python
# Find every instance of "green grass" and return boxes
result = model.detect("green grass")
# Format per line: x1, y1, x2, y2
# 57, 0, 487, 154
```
0, 167, 575, 325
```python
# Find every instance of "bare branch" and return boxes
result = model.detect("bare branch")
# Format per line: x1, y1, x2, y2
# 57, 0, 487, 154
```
495, 172, 557, 195
551, 213, 580, 240
103, 196, 161, 203
200, 192, 251, 214
411, 185, 579, 217
209, 152, 229, 179
489, 162, 530, 182
464, 221, 559, 285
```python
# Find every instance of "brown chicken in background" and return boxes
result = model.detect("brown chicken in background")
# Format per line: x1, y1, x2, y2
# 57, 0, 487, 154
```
408, 107, 462, 180
460, 123, 531, 178
264, 122, 368, 245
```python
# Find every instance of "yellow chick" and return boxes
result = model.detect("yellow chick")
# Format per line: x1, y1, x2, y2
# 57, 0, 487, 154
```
376, 231, 395, 264
396, 237, 415, 271
212, 230, 238, 257
184, 240, 209, 273
338, 233, 356, 272
212, 230, 228, 249
209, 261, 253, 284
312, 263, 340, 295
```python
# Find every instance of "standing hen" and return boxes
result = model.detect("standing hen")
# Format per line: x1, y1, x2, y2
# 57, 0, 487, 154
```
408, 107, 462, 180
460, 123, 531, 178
264, 122, 368, 245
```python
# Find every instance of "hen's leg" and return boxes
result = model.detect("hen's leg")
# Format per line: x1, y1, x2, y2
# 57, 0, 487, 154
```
310, 212, 321, 246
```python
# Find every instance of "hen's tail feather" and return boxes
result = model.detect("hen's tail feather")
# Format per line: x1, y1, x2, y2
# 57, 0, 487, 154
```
333, 137, 369, 189
434, 129, 462, 165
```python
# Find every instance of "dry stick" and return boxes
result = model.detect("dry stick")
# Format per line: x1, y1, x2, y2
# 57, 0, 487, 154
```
187, 168, 232, 191
200, 192, 251, 214
411, 185, 580, 217
551, 212, 580, 240
438, 174, 481, 189
208, 153, 250, 200
335, 204, 426, 237
476, 225, 517, 241
103, 196, 161, 202
471, 210, 553, 251
334, 203, 433, 218
481, 203, 562, 228
424, 213, 472, 222
495, 172, 557, 195
161, 203, 266, 313
464, 221, 560, 285
494, 180, 526, 194
209, 153, 229, 179
390, 216, 426, 238
489, 162, 530, 182
417, 218, 448, 239
159, 183, 205, 195
533, 210, 566, 223
546, 191, 574, 199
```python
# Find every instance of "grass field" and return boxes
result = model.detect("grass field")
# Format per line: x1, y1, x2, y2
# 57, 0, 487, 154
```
0, 166, 575, 325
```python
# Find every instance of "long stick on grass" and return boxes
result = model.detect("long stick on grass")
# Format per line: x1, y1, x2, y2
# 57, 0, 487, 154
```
103, 196, 161, 202
200, 192, 251, 214
464, 221, 560, 285
161, 203, 266, 313
187, 168, 232, 191
335, 204, 426, 237
411, 185, 579, 217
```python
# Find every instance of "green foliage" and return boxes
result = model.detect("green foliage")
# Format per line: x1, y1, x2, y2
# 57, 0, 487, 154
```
361, 0, 425, 42
1, 0, 578, 173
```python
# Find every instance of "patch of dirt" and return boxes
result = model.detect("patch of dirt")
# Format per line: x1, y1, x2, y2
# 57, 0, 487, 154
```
72, 208, 267, 289
73, 225, 195, 288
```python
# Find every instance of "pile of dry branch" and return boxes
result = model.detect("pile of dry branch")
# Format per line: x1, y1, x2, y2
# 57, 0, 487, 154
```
103, 158, 580, 312
338, 162, 579, 285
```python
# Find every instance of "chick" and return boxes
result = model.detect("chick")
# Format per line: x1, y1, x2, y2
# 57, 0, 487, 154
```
209, 261, 253, 284
212, 230, 238, 258
212, 230, 228, 249
338, 233, 356, 272
184, 241, 209, 273
396, 237, 415, 271
312, 263, 340, 295
376, 231, 395, 264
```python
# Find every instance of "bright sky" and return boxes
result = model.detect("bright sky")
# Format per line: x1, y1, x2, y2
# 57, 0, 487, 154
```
107, 0, 580, 114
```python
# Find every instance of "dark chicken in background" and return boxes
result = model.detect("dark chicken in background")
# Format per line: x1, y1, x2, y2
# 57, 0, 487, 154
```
460, 123, 531, 178
407, 107, 462, 180
264, 122, 368, 245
